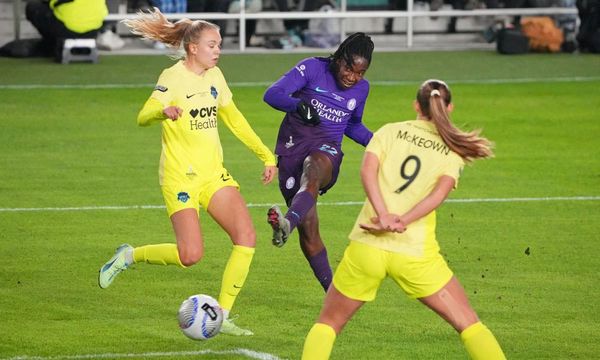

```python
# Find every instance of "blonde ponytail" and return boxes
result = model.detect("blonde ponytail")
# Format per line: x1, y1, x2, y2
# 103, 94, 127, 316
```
122, 8, 219, 55
417, 79, 494, 162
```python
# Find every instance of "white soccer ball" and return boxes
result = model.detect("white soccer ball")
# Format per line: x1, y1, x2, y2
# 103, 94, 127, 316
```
178, 294, 223, 340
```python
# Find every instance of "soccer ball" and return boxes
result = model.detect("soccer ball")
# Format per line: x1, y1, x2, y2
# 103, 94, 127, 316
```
177, 294, 224, 340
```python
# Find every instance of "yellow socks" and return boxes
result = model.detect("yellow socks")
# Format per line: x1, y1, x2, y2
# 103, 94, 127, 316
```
133, 244, 185, 267
461, 322, 506, 360
218, 245, 255, 312
302, 323, 337, 360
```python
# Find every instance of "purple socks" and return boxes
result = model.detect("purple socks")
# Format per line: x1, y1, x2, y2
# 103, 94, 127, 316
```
285, 191, 315, 230
307, 248, 333, 291
285, 191, 331, 291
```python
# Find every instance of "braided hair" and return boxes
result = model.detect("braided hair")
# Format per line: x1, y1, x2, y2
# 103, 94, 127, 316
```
328, 32, 374, 72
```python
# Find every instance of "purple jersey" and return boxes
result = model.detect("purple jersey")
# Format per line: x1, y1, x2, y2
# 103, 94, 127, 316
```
263, 57, 372, 157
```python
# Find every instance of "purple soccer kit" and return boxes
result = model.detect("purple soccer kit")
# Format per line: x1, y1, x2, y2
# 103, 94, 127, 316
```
263, 56, 373, 291
264, 57, 373, 204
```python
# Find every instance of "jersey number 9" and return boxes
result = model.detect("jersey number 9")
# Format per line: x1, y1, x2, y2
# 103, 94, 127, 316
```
395, 155, 421, 193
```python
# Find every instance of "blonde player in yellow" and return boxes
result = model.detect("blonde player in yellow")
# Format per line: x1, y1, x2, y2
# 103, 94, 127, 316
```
302, 79, 506, 359
97, 8, 277, 336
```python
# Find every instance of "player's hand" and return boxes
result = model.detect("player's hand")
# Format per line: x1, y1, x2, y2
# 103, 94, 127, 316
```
262, 165, 277, 185
296, 100, 320, 126
359, 215, 406, 233
163, 106, 183, 121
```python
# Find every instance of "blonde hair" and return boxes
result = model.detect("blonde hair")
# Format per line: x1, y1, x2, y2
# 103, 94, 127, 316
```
122, 8, 219, 57
416, 79, 494, 162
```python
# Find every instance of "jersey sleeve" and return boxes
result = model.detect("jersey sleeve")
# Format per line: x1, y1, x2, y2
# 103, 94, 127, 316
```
218, 101, 276, 166
263, 57, 313, 113
440, 154, 464, 188
364, 124, 390, 162
345, 116, 373, 146
137, 97, 166, 127
149, 69, 175, 108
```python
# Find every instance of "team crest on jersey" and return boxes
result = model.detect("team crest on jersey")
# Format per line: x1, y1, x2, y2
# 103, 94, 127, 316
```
347, 98, 356, 111
154, 85, 168, 92
210, 86, 218, 99
177, 191, 190, 203
286, 177, 295, 189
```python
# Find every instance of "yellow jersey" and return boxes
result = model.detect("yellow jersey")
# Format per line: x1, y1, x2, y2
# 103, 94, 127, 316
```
349, 120, 464, 257
139, 61, 275, 186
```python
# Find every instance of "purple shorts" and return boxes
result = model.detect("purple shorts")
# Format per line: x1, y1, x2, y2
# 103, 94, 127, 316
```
277, 142, 344, 205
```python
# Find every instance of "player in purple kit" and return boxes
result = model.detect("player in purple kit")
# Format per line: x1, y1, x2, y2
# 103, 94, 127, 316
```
263, 32, 374, 291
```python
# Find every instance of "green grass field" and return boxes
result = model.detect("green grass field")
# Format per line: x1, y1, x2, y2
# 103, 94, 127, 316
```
1, 50, 599, 360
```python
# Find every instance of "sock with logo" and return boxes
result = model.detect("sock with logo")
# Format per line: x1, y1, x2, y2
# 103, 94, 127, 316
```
460, 322, 506, 360
133, 244, 185, 267
307, 248, 333, 291
218, 245, 255, 312
302, 323, 337, 360
285, 191, 315, 230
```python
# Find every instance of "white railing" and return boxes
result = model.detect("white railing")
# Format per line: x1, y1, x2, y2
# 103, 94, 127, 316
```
11, 0, 578, 51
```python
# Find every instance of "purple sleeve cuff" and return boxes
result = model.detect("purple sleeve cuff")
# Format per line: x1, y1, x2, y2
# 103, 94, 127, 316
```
344, 119, 373, 147
263, 84, 299, 113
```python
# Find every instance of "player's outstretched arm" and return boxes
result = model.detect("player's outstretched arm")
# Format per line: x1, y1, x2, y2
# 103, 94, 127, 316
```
218, 101, 276, 168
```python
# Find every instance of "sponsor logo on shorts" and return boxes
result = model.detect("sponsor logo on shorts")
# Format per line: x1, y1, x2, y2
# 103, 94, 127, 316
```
177, 192, 190, 203
186, 166, 197, 180
318, 144, 338, 156
286, 177, 295, 190
221, 172, 232, 182
285, 136, 295, 149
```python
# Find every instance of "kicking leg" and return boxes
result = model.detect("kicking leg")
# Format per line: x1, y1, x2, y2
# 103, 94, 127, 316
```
297, 206, 332, 292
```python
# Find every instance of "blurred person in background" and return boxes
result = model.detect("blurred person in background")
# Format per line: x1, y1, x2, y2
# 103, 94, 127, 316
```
97, 8, 277, 336
267, 0, 335, 48
228, 0, 263, 47
24, 0, 107, 60
97, 0, 125, 51
187, 0, 232, 40
301, 79, 505, 360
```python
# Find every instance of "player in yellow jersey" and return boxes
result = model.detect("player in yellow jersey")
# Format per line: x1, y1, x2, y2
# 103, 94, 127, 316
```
97, 8, 277, 336
302, 79, 506, 359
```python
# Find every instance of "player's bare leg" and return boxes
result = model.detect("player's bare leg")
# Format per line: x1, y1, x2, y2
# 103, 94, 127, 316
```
208, 186, 255, 336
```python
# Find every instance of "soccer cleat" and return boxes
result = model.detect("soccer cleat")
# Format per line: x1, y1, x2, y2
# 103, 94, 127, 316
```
220, 317, 254, 336
98, 243, 132, 289
267, 205, 290, 247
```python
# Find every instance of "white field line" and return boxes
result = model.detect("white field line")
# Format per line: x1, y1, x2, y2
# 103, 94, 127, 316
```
2, 348, 284, 360
1, 76, 600, 90
0, 196, 598, 213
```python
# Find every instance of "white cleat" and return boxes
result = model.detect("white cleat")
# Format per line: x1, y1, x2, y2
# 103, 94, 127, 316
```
98, 243, 132, 289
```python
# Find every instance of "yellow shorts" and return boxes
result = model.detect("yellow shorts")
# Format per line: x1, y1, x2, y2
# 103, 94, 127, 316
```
161, 168, 239, 217
332, 240, 453, 301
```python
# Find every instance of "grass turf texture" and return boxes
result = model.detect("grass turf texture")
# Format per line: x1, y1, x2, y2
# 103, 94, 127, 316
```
1, 51, 599, 359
